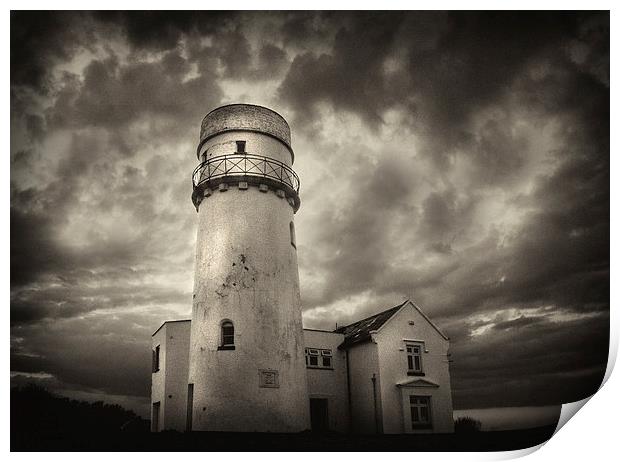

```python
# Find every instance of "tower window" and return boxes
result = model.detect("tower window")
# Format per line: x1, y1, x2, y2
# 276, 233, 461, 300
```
290, 221, 296, 248
236, 141, 246, 153
219, 320, 235, 350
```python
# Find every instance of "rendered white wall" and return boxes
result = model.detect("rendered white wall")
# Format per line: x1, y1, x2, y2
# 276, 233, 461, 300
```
303, 330, 349, 433
375, 302, 454, 434
163, 321, 191, 432
347, 340, 383, 434
151, 327, 166, 431
199, 131, 293, 165
151, 321, 191, 432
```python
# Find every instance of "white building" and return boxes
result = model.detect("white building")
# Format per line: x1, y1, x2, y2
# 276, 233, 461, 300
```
151, 104, 454, 434
152, 299, 454, 434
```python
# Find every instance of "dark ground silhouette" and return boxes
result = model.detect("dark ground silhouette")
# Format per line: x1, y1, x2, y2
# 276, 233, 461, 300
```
11, 385, 557, 451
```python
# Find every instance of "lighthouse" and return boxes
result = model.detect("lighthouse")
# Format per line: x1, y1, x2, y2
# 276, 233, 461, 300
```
187, 104, 310, 432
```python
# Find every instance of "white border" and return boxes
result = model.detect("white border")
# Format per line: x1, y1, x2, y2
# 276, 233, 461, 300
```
4, 3, 617, 460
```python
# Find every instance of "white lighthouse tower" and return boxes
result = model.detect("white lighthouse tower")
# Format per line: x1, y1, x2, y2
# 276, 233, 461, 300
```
187, 104, 310, 432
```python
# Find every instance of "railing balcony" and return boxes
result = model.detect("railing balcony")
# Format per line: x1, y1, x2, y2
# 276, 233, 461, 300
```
191, 153, 300, 210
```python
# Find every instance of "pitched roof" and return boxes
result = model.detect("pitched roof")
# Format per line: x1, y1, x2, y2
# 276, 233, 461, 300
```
334, 301, 408, 348
410, 301, 450, 341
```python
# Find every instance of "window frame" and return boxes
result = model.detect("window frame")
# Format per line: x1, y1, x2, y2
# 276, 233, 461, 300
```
305, 347, 334, 370
152, 344, 160, 373
406, 342, 424, 376
218, 320, 235, 350
289, 221, 296, 248
410, 395, 432, 430
235, 140, 246, 153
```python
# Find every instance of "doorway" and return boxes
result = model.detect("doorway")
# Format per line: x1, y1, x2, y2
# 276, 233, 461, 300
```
152, 402, 160, 432
186, 384, 194, 431
310, 398, 329, 432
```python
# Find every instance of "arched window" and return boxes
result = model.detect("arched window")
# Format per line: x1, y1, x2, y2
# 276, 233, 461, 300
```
290, 221, 296, 248
219, 320, 235, 350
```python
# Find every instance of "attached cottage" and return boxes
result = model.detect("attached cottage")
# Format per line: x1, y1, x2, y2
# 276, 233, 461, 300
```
151, 299, 454, 434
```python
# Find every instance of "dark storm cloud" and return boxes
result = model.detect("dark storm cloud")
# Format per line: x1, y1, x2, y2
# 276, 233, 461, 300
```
11, 279, 190, 325
290, 11, 608, 315
11, 312, 158, 397
287, 10, 608, 410
278, 12, 607, 163
400, 13, 583, 151
418, 188, 477, 247
296, 153, 422, 310
413, 139, 608, 320
10, 11, 95, 90
278, 11, 336, 47
279, 11, 404, 128
95, 11, 233, 52
11, 11, 608, 414
10, 10, 234, 92
448, 312, 609, 408
467, 118, 528, 187
241, 44, 290, 81
46, 51, 222, 131
24, 114, 46, 142
10, 208, 61, 286
213, 28, 252, 77
10, 131, 166, 285
11, 300, 186, 410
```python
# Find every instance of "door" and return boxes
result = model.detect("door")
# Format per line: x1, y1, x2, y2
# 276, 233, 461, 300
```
152, 402, 160, 432
310, 398, 329, 432
186, 384, 194, 431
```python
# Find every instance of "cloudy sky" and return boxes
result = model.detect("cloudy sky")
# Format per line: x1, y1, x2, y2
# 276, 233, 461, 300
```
11, 11, 609, 417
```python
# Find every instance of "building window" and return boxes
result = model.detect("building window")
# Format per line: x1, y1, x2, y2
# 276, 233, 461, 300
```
306, 348, 319, 366
410, 396, 432, 429
152, 345, 160, 373
290, 221, 296, 248
406, 343, 423, 375
305, 348, 333, 369
236, 140, 246, 153
218, 320, 235, 350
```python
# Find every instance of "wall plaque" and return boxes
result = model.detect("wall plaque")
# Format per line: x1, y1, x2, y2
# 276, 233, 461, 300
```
259, 369, 279, 388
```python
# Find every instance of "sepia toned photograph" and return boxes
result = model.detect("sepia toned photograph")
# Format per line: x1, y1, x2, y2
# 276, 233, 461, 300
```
10, 9, 610, 452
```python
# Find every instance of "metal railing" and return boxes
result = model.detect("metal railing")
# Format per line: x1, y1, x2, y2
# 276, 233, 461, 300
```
192, 153, 300, 193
